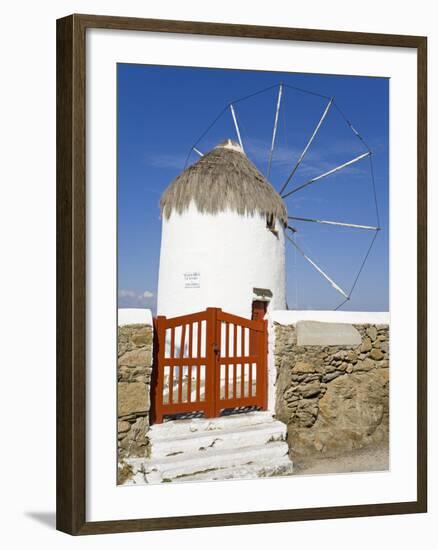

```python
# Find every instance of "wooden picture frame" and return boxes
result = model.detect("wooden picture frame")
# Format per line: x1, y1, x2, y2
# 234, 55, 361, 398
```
56, 13, 427, 535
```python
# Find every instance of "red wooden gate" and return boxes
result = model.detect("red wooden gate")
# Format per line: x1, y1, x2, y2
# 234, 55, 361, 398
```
150, 308, 268, 424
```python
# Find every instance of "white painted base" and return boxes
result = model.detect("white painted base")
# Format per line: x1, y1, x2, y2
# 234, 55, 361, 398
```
157, 206, 286, 319
124, 411, 293, 484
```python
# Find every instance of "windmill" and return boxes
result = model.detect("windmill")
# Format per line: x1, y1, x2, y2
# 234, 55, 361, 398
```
176, 82, 381, 312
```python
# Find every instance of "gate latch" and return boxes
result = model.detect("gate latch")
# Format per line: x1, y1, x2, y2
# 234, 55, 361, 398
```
213, 343, 220, 355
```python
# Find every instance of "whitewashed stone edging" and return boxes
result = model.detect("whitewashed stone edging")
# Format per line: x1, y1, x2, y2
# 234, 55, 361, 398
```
118, 308, 153, 327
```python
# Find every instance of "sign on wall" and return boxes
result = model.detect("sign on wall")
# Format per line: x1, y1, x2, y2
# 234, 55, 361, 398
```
184, 271, 200, 289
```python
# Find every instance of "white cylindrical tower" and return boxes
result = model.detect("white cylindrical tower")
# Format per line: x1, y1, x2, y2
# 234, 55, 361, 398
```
157, 140, 288, 319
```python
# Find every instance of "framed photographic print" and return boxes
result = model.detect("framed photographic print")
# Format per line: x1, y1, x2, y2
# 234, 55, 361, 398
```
56, 14, 427, 535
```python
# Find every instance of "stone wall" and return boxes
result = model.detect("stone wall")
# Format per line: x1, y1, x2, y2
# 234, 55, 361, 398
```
118, 323, 153, 459
275, 322, 389, 458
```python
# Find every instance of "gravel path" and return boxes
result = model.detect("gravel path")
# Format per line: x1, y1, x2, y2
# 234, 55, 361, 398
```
291, 444, 389, 475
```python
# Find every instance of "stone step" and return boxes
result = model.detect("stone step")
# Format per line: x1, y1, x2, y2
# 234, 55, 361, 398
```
151, 420, 287, 459
149, 410, 276, 440
170, 456, 295, 483
139, 440, 290, 482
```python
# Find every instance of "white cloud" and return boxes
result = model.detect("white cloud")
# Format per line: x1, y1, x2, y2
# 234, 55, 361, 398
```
118, 289, 155, 308
118, 289, 136, 299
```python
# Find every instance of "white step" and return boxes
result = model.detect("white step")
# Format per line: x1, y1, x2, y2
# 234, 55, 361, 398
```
151, 420, 286, 459
149, 410, 276, 440
123, 412, 294, 485
124, 455, 294, 486
171, 457, 294, 483
138, 440, 290, 482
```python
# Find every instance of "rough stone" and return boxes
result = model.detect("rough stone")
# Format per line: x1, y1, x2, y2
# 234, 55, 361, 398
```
133, 375, 150, 384
360, 338, 372, 353
288, 369, 389, 457
298, 380, 321, 398
353, 358, 375, 372
292, 361, 321, 374
131, 327, 153, 347
370, 348, 384, 361
380, 342, 389, 354
366, 326, 378, 341
323, 370, 344, 383
119, 348, 152, 368
289, 399, 319, 428
118, 382, 150, 417
119, 416, 150, 458
118, 420, 131, 433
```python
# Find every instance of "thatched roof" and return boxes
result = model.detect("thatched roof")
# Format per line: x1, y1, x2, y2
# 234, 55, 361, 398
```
160, 140, 288, 225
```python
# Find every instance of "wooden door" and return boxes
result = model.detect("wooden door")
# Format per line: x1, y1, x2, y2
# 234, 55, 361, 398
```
252, 300, 267, 320
214, 309, 268, 417
151, 308, 268, 424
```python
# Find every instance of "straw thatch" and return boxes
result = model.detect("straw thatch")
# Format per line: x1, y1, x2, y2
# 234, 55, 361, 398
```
160, 141, 288, 225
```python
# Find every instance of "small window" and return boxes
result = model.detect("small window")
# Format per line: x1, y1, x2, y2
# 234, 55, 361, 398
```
266, 214, 278, 235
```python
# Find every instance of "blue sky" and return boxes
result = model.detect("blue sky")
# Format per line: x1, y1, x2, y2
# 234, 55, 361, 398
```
118, 64, 389, 313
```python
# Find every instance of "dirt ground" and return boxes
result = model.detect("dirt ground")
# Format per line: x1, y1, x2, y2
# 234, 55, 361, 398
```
291, 443, 389, 476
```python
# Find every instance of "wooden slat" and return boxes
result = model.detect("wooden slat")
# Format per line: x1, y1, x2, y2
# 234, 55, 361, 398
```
260, 320, 268, 409
159, 401, 206, 414
196, 365, 201, 402
205, 308, 217, 417
178, 365, 183, 404
233, 324, 237, 400
164, 310, 208, 328
225, 322, 230, 358
197, 321, 201, 358
168, 365, 174, 404
218, 310, 265, 330
180, 324, 186, 358
187, 365, 192, 403
153, 355, 258, 366
242, 362, 246, 397
188, 322, 193, 357
159, 355, 258, 366
219, 396, 260, 408
151, 316, 166, 424
249, 326, 256, 355
225, 364, 229, 400
177, 324, 186, 403
170, 328, 175, 358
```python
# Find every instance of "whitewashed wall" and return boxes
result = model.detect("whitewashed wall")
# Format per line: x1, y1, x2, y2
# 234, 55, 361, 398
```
157, 203, 286, 319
